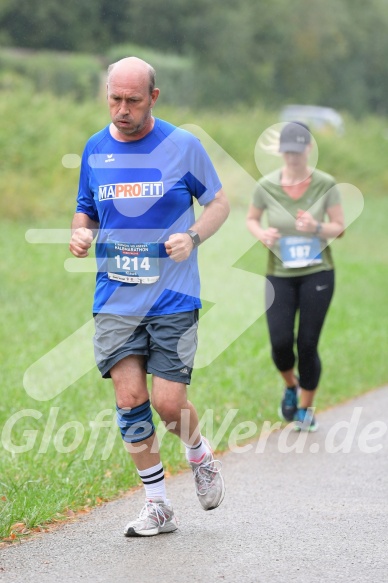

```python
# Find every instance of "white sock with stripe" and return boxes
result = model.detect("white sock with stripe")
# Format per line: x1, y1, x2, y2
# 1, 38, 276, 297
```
184, 435, 211, 463
137, 462, 167, 502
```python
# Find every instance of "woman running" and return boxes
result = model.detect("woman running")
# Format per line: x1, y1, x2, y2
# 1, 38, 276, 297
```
246, 122, 345, 430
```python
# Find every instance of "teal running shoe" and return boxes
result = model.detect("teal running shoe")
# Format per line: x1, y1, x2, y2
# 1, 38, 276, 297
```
294, 407, 318, 432
279, 387, 298, 421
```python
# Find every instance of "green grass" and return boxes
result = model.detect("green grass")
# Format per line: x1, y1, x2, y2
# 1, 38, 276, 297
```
1, 199, 387, 540
0, 92, 388, 540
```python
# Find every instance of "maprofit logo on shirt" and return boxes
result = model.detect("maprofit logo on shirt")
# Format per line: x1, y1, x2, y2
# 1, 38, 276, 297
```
98, 182, 164, 201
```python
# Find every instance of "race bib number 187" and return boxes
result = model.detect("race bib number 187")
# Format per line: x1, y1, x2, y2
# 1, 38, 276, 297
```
280, 236, 323, 268
106, 241, 160, 284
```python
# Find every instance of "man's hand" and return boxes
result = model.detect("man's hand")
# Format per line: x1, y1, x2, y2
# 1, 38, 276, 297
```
69, 227, 94, 258
164, 233, 193, 262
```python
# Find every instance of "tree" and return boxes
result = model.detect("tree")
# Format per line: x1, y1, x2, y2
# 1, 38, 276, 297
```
2, 0, 388, 115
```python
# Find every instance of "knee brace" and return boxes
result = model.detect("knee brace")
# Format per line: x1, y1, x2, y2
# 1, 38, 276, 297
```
116, 400, 155, 443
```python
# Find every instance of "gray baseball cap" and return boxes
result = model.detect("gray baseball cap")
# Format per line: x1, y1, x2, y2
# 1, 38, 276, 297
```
279, 122, 311, 153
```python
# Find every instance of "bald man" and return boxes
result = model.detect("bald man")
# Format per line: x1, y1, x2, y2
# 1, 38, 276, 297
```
70, 57, 229, 536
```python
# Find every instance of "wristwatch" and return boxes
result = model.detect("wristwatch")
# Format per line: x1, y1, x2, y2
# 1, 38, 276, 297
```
186, 229, 201, 248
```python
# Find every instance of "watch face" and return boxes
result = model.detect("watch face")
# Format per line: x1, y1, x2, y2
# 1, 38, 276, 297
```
187, 230, 200, 247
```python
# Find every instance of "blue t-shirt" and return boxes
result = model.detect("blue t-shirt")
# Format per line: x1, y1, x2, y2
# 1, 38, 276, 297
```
75, 118, 222, 316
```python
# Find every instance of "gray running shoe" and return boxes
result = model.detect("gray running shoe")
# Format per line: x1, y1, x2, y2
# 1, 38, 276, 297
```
190, 438, 225, 511
124, 498, 178, 537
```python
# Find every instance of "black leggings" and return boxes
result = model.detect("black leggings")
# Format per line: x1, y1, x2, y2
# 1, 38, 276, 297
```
265, 270, 335, 391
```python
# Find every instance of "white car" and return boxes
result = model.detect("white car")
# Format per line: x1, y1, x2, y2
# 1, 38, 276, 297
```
280, 105, 344, 135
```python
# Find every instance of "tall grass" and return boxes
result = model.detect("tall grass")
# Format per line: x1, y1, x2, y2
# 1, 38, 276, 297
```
0, 48, 102, 101
0, 90, 387, 540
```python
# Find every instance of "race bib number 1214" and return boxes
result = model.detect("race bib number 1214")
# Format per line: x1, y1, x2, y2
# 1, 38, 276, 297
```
106, 241, 160, 284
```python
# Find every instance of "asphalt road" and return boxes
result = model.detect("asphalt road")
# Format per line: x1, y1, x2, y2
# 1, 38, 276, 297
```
1, 387, 387, 583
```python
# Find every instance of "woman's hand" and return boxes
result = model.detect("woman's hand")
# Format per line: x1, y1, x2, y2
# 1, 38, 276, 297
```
246, 204, 280, 247
259, 227, 280, 248
295, 210, 318, 233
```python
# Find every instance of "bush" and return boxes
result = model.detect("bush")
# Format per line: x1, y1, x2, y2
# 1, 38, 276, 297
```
0, 48, 102, 100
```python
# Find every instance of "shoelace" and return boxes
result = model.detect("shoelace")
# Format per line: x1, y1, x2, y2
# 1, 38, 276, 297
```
193, 459, 222, 496
139, 501, 170, 527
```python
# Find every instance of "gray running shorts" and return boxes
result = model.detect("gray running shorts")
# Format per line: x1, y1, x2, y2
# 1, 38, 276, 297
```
93, 310, 199, 384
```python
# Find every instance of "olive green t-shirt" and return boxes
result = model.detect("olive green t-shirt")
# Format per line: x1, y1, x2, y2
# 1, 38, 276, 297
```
252, 169, 341, 277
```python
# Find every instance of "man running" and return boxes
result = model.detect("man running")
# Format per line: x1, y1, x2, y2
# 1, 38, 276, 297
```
69, 57, 229, 536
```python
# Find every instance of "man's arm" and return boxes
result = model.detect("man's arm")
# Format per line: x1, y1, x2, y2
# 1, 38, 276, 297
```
189, 188, 230, 244
165, 189, 230, 262
69, 212, 99, 258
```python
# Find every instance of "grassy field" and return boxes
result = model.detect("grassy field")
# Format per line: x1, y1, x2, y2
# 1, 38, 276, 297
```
0, 92, 387, 540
